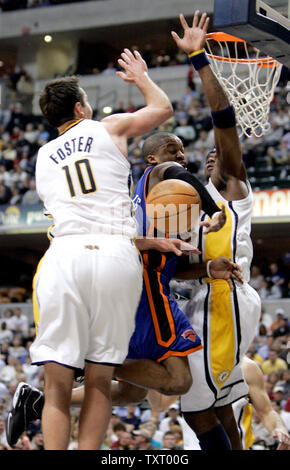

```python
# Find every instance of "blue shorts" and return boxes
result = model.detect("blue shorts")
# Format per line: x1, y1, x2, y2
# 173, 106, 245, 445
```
127, 268, 202, 363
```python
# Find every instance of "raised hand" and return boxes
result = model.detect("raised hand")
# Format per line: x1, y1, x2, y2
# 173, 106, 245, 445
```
201, 205, 226, 233
171, 11, 210, 54
116, 48, 148, 84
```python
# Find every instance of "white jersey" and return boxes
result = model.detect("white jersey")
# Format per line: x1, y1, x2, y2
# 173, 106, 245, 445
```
36, 118, 137, 239
190, 177, 254, 283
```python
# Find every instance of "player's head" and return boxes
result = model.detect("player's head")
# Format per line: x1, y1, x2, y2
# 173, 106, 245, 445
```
205, 147, 217, 180
142, 132, 186, 167
39, 76, 93, 128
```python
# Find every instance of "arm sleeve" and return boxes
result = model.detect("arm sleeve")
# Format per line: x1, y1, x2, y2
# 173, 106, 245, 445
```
163, 165, 220, 217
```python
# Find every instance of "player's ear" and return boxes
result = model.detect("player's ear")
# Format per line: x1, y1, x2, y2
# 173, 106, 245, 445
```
74, 101, 85, 119
146, 154, 159, 165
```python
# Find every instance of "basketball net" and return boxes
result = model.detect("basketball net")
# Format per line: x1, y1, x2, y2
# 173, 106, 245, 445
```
205, 32, 283, 138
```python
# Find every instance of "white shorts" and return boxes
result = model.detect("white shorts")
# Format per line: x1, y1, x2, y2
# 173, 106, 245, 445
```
30, 234, 143, 371
181, 280, 261, 412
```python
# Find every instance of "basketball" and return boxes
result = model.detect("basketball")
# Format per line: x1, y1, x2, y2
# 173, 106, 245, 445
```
146, 179, 201, 235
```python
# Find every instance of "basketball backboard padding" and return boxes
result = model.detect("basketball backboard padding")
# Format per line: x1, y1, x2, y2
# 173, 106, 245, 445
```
213, 0, 290, 68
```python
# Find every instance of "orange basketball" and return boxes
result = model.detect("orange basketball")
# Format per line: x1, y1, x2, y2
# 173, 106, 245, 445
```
146, 179, 201, 235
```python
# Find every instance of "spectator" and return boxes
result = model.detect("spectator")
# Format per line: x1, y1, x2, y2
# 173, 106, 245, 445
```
261, 349, 288, 375
132, 428, 158, 450
272, 317, 290, 340
173, 118, 196, 147
9, 183, 22, 205
246, 343, 263, 365
30, 431, 44, 450
0, 308, 14, 329
270, 309, 287, 332
162, 430, 183, 450
22, 355, 39, 384
9, 307, 29, 336
23, 123, 39, 145
259, 279, 282, 300
21, 179, 41, 205
8, 335, 27, 361
110, 421, 127, 449
0, 356, 17, 385
0, 183, 11, 204
0, 164, 11, 186
159, 403, 183, 433
272, 385, 287, 409
193, 129, 214, 152
251, 408, 278, 450
0, 322, 13, 345
121, 404, 141, 430
0, 418, 8, 448
268, 262, 287, 293
249, 265, 264, 292
138, 421, 162, 449
113, 431, 135, 450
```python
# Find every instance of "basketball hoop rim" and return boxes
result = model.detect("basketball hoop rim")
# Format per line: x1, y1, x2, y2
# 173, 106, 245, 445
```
206, 32, 282, 68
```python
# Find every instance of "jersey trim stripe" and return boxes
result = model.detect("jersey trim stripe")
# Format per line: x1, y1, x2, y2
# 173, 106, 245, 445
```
203, 283, 218, 398
32, 256, 46, 336
58, 118, 84, 136
157, 345, 203, 363
143, 266, 176, 347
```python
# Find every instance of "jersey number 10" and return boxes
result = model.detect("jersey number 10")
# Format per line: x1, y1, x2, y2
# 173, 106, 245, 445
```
62, 158, 97, 197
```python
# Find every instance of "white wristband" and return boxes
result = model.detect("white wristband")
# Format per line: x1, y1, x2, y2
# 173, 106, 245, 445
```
206, 260, 213, 278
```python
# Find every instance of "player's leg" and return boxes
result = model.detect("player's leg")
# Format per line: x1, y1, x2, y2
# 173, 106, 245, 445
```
78, 362, 114, 450
41, 362, 75, 450
115, 356, 192, 395
215, 404, 242, 450
182, 409, 232, 450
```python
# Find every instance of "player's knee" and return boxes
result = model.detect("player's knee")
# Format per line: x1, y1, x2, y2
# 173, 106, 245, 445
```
160, 373, 192, 395
172, 373, 192, 394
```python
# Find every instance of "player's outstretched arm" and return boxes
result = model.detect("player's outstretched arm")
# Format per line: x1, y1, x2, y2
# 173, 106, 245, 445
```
174, 256, 243, 289
102, 49, 173, 139
135, 237, 200, 257
243, 357, 290, 450
171, 11, 245, 182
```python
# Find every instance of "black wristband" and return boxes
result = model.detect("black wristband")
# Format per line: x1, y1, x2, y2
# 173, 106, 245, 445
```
188, 49, 210, 71
163, 166, 220, 217
211, 105, 236, 129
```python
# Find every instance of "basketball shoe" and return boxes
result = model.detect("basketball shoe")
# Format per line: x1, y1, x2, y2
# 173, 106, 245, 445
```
6, 382, 44, 447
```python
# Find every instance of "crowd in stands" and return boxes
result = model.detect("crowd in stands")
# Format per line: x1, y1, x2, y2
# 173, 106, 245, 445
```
0, 300, 289, 450
0, 62, 289, 206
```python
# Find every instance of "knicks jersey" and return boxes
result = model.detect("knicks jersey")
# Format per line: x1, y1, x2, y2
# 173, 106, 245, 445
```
36, 118, 137, 239
133, 166, 179, 281
128, 166, 202, 360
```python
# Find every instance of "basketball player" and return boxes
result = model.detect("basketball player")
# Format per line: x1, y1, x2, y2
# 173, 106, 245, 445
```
6, 129, 244, 448
181, 357, 290, 450
24, 48, 177, 450
171, 11, 262, 450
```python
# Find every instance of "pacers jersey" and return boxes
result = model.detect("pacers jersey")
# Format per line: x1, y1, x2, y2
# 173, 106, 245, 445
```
190, 177, 254, 284
182, 177, 261, 405
128, 166, 202, 361
36, 118, 137, 239
233, 397, 255, 450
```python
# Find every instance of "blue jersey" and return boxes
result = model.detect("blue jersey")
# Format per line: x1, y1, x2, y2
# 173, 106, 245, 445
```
128, 167, 202, 362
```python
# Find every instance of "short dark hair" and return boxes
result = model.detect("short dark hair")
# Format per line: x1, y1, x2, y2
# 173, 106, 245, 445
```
142, 132, 176, 161
39, 76, 85, 128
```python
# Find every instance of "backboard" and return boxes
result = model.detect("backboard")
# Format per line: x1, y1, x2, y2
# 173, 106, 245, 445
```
213, 0, 290, 67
